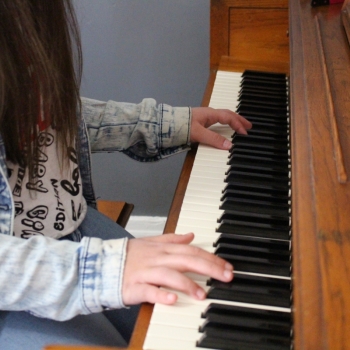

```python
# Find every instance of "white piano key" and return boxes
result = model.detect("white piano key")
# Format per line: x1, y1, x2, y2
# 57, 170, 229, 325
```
183, 188, 223, 198
144, 326, 211, 350
176, 210, 221, 223
175, 225, 218, 238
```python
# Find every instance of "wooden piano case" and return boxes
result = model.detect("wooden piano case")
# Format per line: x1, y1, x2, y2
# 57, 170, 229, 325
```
290, 1, 350, 349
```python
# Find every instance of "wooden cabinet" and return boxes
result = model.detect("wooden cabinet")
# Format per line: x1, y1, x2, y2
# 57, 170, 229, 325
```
210, 0, 289, 72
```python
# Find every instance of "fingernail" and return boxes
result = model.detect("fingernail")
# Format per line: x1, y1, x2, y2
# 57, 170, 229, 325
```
224, 269, 233, 279
196, 289, 206, 300
223, 139, 232, 150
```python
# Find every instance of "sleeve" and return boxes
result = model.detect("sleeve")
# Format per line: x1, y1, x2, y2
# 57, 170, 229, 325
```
0, 234, 128, 321
81, 97, 191, 161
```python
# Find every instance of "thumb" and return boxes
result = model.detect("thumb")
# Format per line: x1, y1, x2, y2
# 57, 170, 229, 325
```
198, 128, 233, 150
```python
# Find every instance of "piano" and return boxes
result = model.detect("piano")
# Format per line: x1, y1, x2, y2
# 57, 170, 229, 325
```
45, 0, 350, 349
140, 1, 350, 349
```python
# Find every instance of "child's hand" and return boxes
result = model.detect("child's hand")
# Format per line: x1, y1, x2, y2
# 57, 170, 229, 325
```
191, 107, 252, 150
122, 232, 234, 305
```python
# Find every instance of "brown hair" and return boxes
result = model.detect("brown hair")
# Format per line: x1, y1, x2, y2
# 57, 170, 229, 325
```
0, 0, 82, 175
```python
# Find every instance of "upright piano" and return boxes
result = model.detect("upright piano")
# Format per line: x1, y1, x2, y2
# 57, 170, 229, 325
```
139, 0, 350, 349
46, 0, 350, 349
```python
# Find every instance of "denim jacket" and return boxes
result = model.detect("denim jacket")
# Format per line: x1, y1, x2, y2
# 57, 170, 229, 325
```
0, 97, 191, 320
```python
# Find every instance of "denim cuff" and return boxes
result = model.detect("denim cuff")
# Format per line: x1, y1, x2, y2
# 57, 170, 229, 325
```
79, 237, 127, 313
160, 104, 191, 149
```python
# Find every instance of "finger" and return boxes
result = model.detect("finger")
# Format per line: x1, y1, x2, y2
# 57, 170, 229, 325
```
143, 233, 234, 275
152, 252, 234, 282
142, 232, 195, 244
141, 267, 208, 301
193, 126, 232, 150
123, 283, 178, 305
218, 111, 252, 133
155, 239, 233, 272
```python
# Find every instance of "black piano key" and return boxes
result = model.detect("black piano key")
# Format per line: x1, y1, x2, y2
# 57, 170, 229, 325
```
232, 133, 289, 146
240, 79, 287, 90
215, 242, 290, 260
220, 198, 290, 217
226, 160, 290, 174
238, 98, 287, 108
222, 182, 290, 199
227, 157, 290, 172
199, 316, 290, 339
225, 169, 290, 186
238, 91, 288, 106
215, 247, 291, 276
232, 135, 289, 151
200, 304, 291, 338
237, 103, 288, 116
238, 97, 287, 109
198, 326, 291, 350
217, 210, 291, 239
245, 120, 289, 132
213, 233, 290, 251
239, 112, 289, 126
239, 89, 288, 102
218, 210, 290, 227
242, 70, 287, 81
221, 187, 290, 203
245, 129, 289, 139
217, 254, 290, 276
229, 144, 290, 163
206, 274, 291, 308
239, 86, 287, 97
229, 148, 290, 160
202, 303, 291, 329
239, 80, 287, 93
240, 77, 287, 86
217, 220, 291, 240
238, 109, 288, 120
225, 173, 290, 192
227, 154, 290, 171
198, 331, 290, 350
197, 303, 292, 350
198, 333, 290, 350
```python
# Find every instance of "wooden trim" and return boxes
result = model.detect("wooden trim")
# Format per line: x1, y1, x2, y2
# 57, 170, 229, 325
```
96, 200, 134, 228
218, 55, 289, 74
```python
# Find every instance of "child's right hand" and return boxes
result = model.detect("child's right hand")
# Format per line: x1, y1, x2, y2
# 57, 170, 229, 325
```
121, 232, 234, 306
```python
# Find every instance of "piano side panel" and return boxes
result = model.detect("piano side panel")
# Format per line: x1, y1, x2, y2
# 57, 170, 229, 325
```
210, 0, 289, 70
290, 1, 350, 349
229, 8, 289, 69
289, 1, 325, 348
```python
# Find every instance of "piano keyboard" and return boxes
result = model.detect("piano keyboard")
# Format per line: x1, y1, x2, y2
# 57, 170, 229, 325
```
143, 70, 292, 350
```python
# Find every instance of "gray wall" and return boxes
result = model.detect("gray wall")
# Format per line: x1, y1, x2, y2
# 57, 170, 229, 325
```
74, 0, 210, 216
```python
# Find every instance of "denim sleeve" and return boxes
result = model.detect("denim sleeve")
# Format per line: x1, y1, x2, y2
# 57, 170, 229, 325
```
81, 97, 191, 161
0, 234, 127, 321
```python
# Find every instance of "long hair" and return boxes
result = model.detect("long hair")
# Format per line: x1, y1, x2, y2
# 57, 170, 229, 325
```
0, 0, 82, 175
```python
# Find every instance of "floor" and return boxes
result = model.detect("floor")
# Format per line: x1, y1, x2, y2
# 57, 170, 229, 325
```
125, 216, 167, 238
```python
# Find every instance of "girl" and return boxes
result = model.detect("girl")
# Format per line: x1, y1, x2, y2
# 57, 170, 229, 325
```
0, 0, 251, 348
